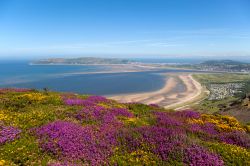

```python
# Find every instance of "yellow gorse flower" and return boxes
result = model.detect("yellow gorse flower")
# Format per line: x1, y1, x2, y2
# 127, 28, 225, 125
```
0, 160, 5, 166
126, 118, 137, 122
187, 118, 204, 125
0, 111, 8, 121
123, 117, 149, 126
188, 114, 245, 132
18, 93, 47, 102
206, 142, 250, 164
128, 150, 157, 165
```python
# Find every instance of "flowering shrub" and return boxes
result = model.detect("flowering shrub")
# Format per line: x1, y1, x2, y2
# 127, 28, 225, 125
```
8, 110, 57, 129
0, 125, 21, 145
60, 93, 79, 100
75, 106, 132, 125
18, 93, 47, 102
35, 121, 118, 165
175, 110, 201, 119
0, 111, 8, 121
154, 112, 184, 127
111, 149, 159, 165
189, 122, 219, 136
35, 98, 132, 165
0, 90, 249, 165
0, 134, 53, 165
36, 121, 93, 159
204, 142, 250, 165
123, 117, 150, 126
218, 131, 250, 148
87, 96, 109, 103
0, 159, 6, 165
187, 113, 250, 147
183, 144, 224, 166
199, 114, 245, 132
75, 105, 106, 123
2, 92, 62, 111
137, 126, 186, 161
48, 162, 82, 166
63, 95, 109, 107
64, 98, 95, 107
126, 103, 154, 116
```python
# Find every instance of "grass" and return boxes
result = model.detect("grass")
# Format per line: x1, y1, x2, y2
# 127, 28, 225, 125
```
193, 73, 250, 84
192, 97, 239, 114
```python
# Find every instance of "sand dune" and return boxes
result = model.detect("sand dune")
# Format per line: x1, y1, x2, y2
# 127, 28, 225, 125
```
108, 74, 203, 109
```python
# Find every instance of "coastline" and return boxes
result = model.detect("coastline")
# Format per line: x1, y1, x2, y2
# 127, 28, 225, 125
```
164, 74, 207, 110
108, 73, 205, 110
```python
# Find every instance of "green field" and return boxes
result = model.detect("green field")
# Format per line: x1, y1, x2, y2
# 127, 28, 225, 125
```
193, 73, 250, 84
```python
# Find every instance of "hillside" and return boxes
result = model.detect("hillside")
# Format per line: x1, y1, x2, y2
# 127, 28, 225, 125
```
172, 60, 250, 72
195, 60, 250, 72
0, 88, 250, 165
192, 73, 250, 124
201, 60, 246, 66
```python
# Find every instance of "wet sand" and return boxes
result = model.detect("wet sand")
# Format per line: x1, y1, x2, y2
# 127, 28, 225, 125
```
108, 73, 203, 109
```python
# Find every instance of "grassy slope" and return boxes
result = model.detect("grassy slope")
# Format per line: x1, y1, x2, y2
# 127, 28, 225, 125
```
0, 89, 249, 165
192, 73, 250, 123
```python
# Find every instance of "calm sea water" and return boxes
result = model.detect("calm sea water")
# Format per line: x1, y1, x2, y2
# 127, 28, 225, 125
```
2, 58, 247, 95
0, 60, 169, 95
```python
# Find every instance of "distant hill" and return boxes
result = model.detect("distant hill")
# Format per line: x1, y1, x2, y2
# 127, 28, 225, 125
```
201, 60, 246, 66
193, 59, 250, 72
32, 57, 133, 65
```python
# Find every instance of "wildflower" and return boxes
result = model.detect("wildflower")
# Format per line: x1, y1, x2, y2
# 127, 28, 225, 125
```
0, 111, 8, 121
183, 144, 224, 166
0, 125, 21, 144
218, 131, 250, 148
0, 160, 6, 166
35, 121, 119, 165
135, 126, 186, 161
18, 93, 47, 102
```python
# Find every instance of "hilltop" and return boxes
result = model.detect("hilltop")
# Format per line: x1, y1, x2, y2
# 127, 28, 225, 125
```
0, 88, 250, 165
201, 60, 246, 66
165, 59, 250, 73
193, 60, 250, 72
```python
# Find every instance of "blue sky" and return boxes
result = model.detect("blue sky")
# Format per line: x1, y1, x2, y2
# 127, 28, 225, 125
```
0, 0, 250, 59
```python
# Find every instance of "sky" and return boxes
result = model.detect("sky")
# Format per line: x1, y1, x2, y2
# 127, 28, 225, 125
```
0, 0, 250, 59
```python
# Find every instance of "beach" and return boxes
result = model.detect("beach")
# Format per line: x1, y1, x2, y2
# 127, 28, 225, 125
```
109, 73, 204, 109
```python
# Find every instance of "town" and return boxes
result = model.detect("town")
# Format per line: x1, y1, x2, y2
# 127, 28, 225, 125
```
208, 83, 245, 100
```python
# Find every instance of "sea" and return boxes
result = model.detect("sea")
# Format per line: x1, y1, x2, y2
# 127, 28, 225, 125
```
0, 60, 165, 95
0, 59, 207, 95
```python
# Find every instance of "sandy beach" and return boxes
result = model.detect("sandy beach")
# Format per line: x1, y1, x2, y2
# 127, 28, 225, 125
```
109, 73, 204, 109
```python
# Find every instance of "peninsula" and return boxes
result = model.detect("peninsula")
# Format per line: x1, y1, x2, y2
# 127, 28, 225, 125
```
32, 57, 133, 65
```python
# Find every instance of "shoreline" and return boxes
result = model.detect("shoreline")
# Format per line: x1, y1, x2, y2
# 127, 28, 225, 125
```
108, 73, 205, 110
164, 74, 205, 110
